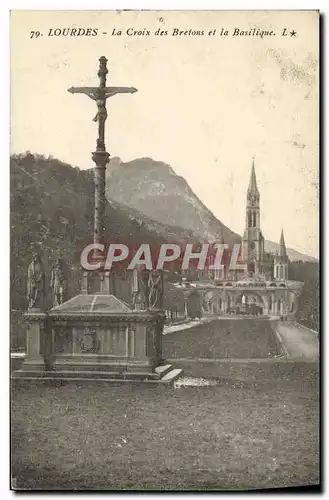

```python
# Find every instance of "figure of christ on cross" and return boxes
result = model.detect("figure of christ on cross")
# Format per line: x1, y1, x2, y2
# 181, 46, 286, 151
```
67, 56, 137, 153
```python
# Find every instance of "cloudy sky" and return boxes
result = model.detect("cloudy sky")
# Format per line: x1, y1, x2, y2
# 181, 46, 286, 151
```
11, 10, 319, 257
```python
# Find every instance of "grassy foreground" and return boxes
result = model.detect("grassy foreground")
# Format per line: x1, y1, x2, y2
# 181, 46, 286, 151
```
163, 319, 281, 359
11, 362, 319, 491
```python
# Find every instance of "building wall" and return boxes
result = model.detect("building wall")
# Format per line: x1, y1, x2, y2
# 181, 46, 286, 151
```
191, 284, 302, 319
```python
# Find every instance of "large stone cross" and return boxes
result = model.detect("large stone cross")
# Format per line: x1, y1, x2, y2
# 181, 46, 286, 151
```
68, 56, 137, 154
68, 56, 137, 247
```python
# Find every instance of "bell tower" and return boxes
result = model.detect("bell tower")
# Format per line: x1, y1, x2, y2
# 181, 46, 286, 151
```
242, 158, 264, 277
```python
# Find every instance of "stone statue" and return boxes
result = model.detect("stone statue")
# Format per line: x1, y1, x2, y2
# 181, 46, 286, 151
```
131, 268, 163, 310
50, 259, 67, 307
135, 269, 150, 311
27, 253, 45, 310
147, 271, 164, 310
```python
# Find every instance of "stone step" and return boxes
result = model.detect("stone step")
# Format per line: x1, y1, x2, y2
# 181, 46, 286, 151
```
11, 369, 159, 381
56, 370, 160, 380
155, 364, 172, 378
52, 362, 154, 373
12, 366, 184, 385
12, 376, 178, 384
160, 368, 183, 383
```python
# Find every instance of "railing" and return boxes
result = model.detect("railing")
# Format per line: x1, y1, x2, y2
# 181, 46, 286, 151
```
176, 279, 303, 290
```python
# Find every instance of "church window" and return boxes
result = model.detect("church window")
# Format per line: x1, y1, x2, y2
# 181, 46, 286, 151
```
248, 212, 252, 227
252, 211, 257, 227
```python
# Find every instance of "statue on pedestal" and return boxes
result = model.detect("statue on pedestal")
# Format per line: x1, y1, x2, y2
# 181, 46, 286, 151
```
147, 270, 164, 310
27, 253, 45, 311
50, 259, 67, 307
133, 268, 163, 310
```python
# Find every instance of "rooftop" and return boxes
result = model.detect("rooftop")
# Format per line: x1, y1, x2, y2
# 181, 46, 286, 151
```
49, 294, 133, 315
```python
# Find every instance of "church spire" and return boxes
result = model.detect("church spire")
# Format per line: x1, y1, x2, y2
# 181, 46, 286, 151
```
279, 229, 287, 258
248, 157, 259, 195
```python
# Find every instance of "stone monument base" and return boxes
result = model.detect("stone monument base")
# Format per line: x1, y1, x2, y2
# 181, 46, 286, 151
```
11, 294, 183, 384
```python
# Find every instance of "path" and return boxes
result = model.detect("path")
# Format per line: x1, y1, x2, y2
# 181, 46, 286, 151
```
275, 322, 319, 361
163, 317, 214, 335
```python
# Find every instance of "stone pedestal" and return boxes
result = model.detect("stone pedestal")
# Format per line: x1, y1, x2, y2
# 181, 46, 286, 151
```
20, 312, 49, 372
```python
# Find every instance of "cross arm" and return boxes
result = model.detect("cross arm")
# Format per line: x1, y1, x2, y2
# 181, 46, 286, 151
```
68, 86, 99, 94
104, 86, 138, 96
67, 86, 138, 100
68, 86, 101, 101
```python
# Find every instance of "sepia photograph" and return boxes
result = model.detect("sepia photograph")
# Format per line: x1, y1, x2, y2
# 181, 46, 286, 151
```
10, 9, 319, 491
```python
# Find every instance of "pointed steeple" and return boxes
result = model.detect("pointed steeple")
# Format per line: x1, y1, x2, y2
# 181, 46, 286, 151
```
247, 157, 259, 196
279, 229, 287, 258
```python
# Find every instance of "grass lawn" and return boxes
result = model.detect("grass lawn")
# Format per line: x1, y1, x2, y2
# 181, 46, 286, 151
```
11, 362, 319, 491
164, 319, 281, 360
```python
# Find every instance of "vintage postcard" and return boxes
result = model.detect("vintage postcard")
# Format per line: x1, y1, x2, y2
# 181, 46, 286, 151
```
10, 10, 319, 491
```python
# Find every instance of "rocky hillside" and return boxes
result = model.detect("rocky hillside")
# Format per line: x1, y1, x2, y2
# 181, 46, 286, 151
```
106, 157, 316, 262
106, 157, 241, 245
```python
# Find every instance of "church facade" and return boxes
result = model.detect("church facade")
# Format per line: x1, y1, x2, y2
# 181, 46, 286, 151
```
177, 160, 303, 319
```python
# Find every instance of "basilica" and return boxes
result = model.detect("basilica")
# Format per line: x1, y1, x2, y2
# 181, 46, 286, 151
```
176, 160, 304, 319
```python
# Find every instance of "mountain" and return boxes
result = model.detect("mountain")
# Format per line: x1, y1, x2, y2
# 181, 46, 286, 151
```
109, 198, 199, 244
106, 157, 317, 262
264, 241, 317, 263
106, 157, 241, 245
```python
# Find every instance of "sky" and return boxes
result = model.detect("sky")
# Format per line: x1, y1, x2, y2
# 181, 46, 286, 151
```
10, 10, 319, 257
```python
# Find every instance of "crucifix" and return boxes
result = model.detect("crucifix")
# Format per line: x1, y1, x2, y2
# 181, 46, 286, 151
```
68, 56, 137, 249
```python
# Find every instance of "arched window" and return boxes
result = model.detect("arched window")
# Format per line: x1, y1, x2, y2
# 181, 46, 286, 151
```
248, 212, 252, 228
